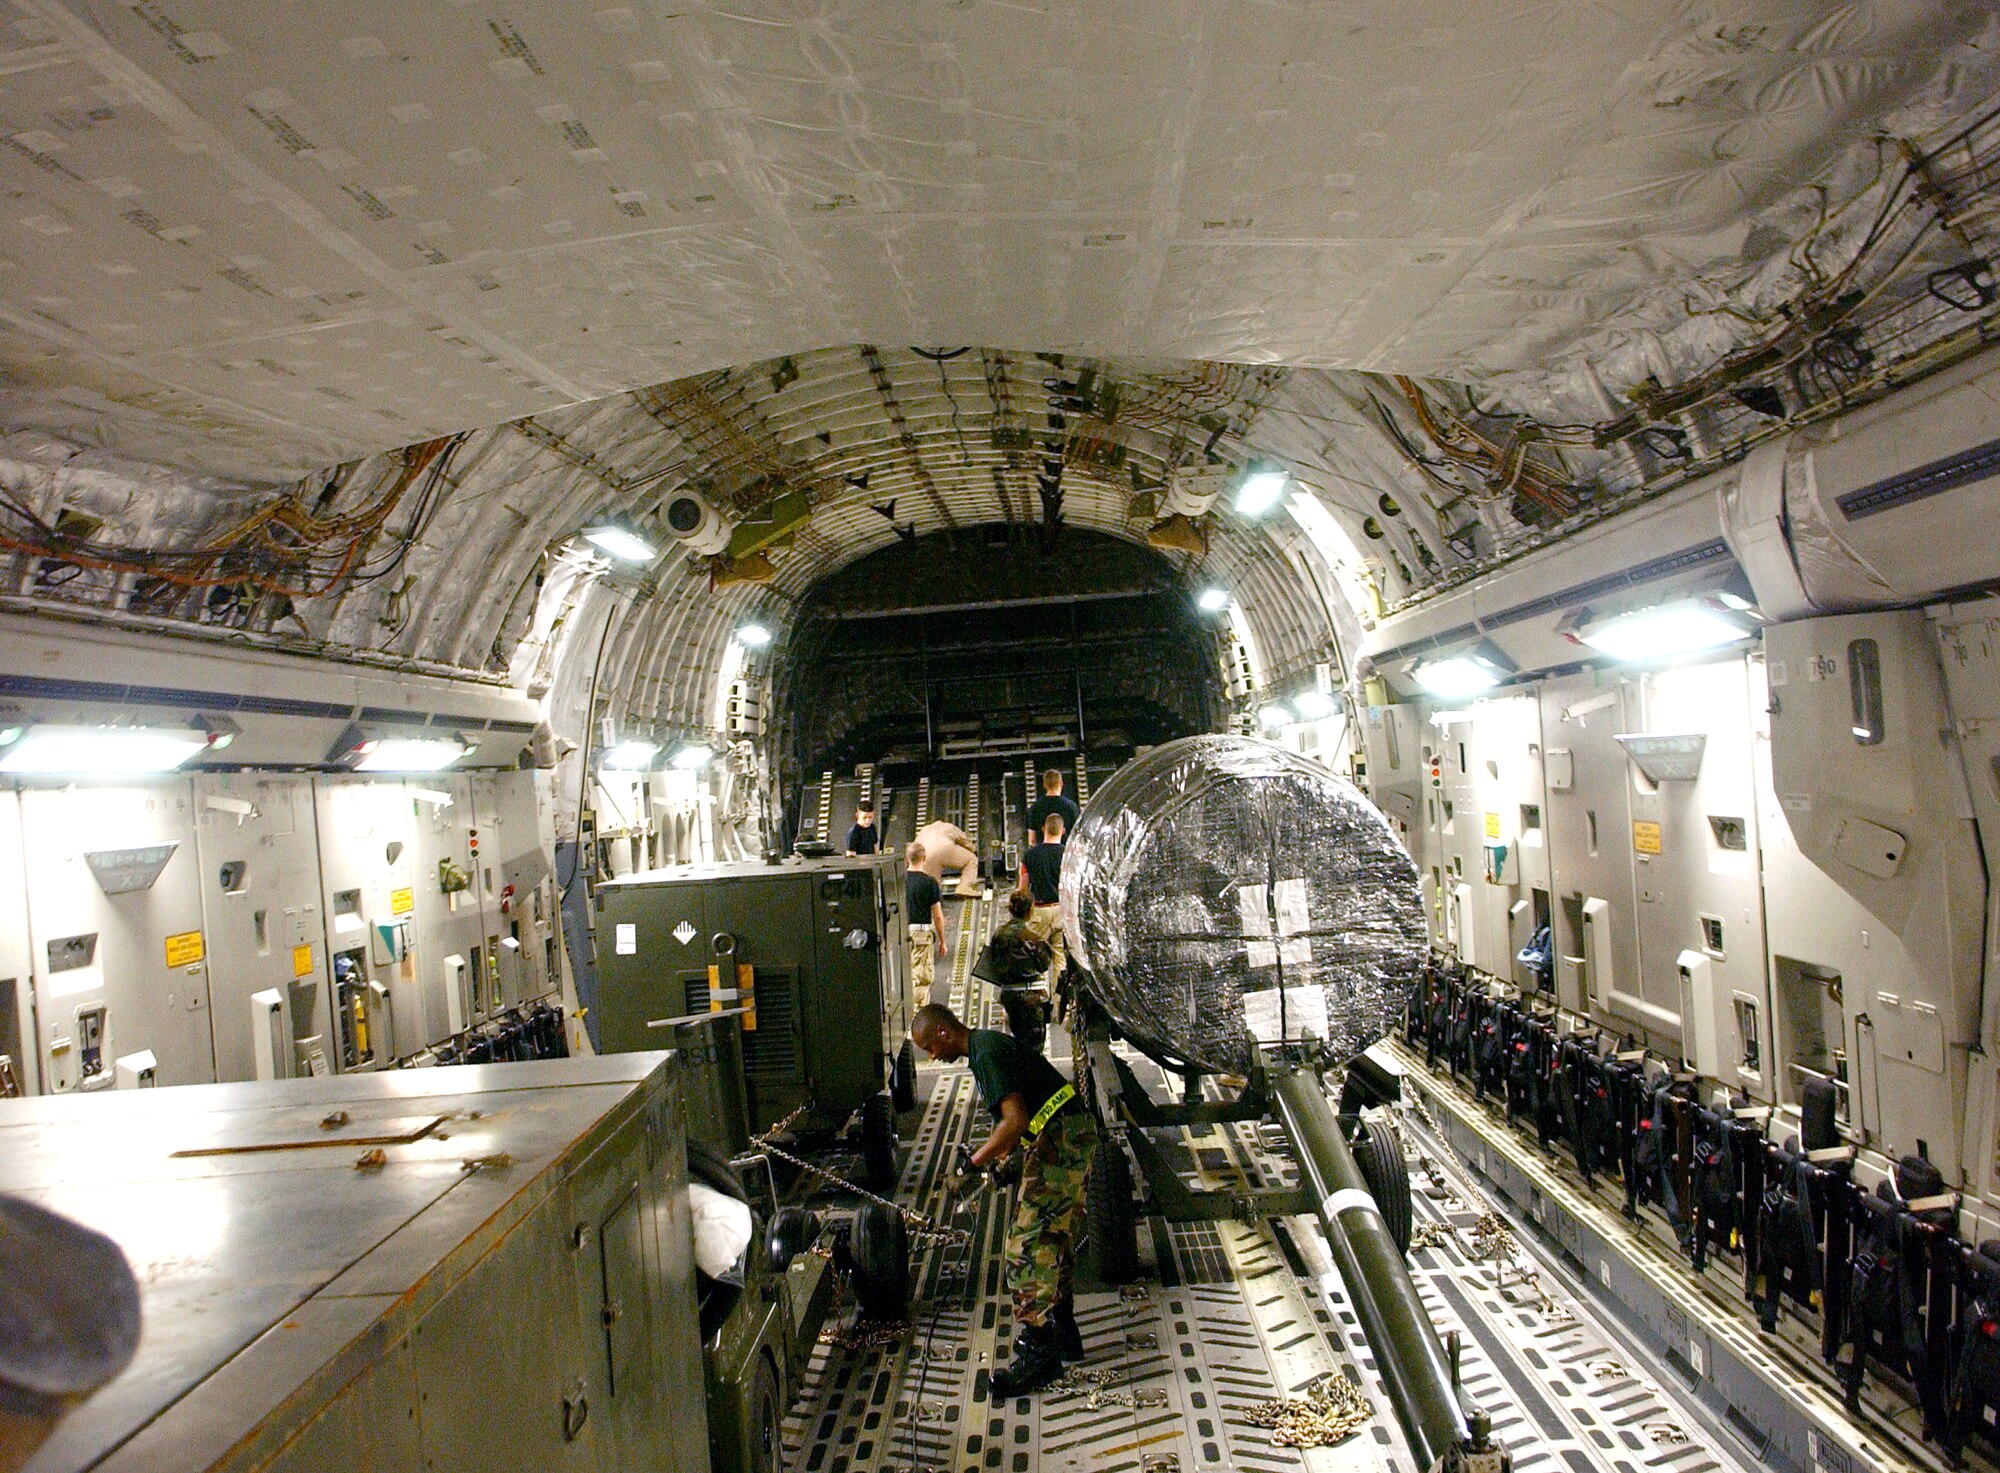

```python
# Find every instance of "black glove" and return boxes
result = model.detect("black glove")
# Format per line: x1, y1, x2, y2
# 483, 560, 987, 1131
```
990, 1153, 1022, 1190
946, 1144, 985, 1200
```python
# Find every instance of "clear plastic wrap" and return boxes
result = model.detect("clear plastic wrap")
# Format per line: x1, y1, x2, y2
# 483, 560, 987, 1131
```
1060, 734, 1425, 1075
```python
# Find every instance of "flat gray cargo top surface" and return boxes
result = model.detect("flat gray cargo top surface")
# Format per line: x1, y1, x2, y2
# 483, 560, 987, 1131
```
0, 1053, 676, 1473
599, 855, 891, 887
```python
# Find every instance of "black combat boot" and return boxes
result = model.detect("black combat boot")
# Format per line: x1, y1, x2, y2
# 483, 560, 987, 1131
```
989, 1320, 1064, 1398
1052, 1295, 1085, 1362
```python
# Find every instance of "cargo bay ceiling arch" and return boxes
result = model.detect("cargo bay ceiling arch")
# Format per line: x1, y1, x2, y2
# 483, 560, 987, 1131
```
2, 3, 2000, 744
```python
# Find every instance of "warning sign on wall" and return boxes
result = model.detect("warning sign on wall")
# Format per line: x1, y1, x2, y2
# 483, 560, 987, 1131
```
390, 886, 414, 915
293, 943, 314, 977
164, 930, 204, 967
1632, 821, 1663, 855
1483, 811, 1501, 839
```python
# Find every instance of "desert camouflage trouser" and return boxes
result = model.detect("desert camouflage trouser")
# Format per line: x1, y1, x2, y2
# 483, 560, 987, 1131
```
909, 925, 938, 1002
1023, 903, 1066, 986
1005, 1108, 1097, 1326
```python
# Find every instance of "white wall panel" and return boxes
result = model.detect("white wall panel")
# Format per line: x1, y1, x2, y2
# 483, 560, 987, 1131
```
19, 782, 214, 1090
192, 774, 327, 1085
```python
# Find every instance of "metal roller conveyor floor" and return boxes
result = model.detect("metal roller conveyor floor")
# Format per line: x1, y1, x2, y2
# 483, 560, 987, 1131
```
781, 907, 1761, 1473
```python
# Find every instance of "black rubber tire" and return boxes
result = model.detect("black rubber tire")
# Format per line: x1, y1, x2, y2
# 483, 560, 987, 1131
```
891, 1038, 918, 1113
1087, 1133, 1141, 1284
749, 1353, 782, 1473
849, 1201, 911, 1321
767, 1206, 820, 1278
688, 1138, 747, 1202
1353, 1114, 1413, 1255
861, 1091, 898, 1191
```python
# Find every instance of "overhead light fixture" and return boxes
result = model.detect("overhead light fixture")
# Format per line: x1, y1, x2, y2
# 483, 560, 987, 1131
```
0, 724, 214, 775
670, 743, 714, 770
1196, 587, 1230, 612
1257, 703, 1294, 730
193, 714, 240, 751
582, 524, 659, 563
1234, 468, 1290, 518
1570, 597, 1758, 663
330, 724, 471, 774
735, 623, 772, 648
1411, 652, 1508, 698
601, 739, 661, 771
1291, 689, 1338, 720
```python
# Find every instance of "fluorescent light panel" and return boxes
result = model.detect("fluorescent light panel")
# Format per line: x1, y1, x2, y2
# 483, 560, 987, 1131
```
1256, 703, 1294, 729
1412, 655, 1504, 698
735, 623, 772, 648
602, 740, 660, 770
0, 725, 212, 775
1291, 690, 1338, 719
1196, 587, 1230, 611
1234, 470, 1289, 517
582, 525, 658, 562
352, 736, 469, 773
671, 743, 714, 770
1577, 601, 1754, 662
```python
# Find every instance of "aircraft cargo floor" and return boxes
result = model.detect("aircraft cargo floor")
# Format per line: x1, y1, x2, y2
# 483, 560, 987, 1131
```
777, 893, 1759, 1473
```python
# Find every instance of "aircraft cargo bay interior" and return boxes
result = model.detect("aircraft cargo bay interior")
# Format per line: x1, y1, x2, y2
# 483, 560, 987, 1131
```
5, 7, 2000, 1473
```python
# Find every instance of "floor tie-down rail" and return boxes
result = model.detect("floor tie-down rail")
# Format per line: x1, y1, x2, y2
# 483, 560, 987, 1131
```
780, 952, 1759, 1473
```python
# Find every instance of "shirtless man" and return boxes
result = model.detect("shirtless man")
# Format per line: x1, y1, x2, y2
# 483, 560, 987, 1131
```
913, 819, 983, 897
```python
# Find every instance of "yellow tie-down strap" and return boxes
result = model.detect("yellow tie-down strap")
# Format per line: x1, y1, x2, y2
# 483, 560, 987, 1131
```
1028, 1082, 1075, 1136
706, 964, 758, 1032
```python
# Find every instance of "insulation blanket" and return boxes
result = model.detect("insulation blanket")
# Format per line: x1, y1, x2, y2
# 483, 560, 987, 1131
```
1060, 734, 1424, 1076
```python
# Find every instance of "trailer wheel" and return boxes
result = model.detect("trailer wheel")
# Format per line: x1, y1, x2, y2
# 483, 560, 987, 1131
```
1087, 1132, 1140, 1284
861, 1091, 899, 1190
850, 1201, 911, 1321
750, 1353, 782, 1473
891, 1038, 918, 1113
1353, 1114, 1412, 1255
768, 1207, 820, 1278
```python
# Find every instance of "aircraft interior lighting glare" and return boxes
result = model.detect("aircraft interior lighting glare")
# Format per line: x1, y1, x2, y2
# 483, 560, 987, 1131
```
1290, 689, 1338, 720
735, 623, 773, 648
1574, 600, 1757, 662
671, 743, 715, 770
0, 724, 215, 775
1233, 469, 1290, 518
1196, 587, 1230, 611
602, 739, 662, 771
1257, 703, 1294, 729
330, 722, 473, 773
582, 524, 659, 563
1411, 654, 1505, 698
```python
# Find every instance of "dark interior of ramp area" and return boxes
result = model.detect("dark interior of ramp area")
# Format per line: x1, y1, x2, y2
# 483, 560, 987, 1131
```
777, 527, 1223, 808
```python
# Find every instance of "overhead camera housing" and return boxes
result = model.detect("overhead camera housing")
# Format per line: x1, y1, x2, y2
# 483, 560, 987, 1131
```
661, 489, 735, 557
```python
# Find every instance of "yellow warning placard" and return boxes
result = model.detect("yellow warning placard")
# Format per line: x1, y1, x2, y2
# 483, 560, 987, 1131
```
1633, 820, 1663, 855
1483, 811, 1501, 839
293, 943, 314, 977
390, 886, 414, 916
164, 930, 205, 967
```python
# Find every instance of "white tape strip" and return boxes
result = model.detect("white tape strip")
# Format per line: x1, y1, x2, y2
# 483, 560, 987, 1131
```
1324, 1188, 1378, 1218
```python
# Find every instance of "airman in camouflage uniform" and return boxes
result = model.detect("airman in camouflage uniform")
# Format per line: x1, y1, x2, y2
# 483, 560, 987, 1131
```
912, 1002, 1098, 1396
1004, 1107, 1098, 1327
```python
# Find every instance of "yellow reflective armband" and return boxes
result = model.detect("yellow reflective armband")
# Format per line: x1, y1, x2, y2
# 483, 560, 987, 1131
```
1028, 1083, 1076, 1136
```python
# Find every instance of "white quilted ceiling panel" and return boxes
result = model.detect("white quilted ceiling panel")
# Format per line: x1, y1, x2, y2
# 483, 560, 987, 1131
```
2, 0, 1993, 480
